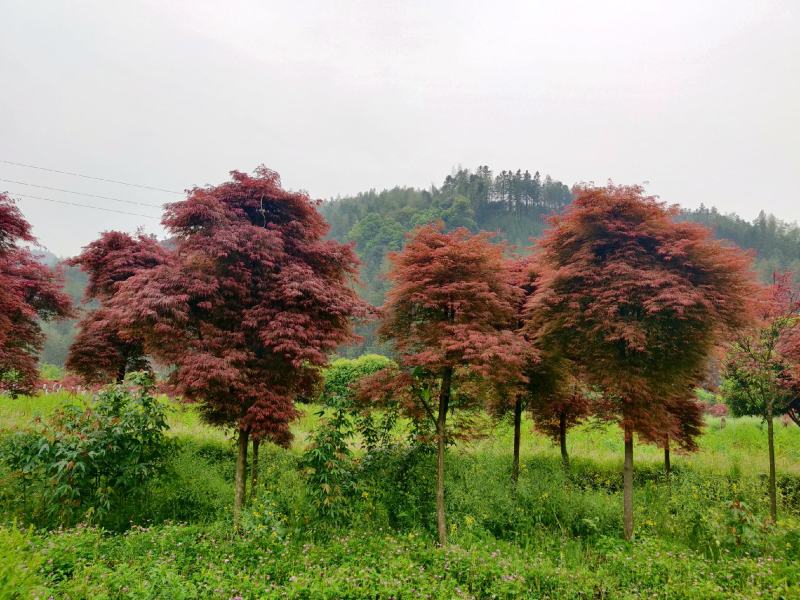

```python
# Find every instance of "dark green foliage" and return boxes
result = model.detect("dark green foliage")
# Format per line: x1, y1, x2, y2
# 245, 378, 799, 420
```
302, 355, 399, 522
143, 440, 233, 525
346, 216, 405, 306
0, 372, 172, 527
682, 206, 800, 282
321, 167, 572, 251
321, 354, 396, 405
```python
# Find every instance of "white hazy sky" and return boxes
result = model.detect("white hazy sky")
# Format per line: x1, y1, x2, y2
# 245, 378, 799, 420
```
1, 0, 798, 256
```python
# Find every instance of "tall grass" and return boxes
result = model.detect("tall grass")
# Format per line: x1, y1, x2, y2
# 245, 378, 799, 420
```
1, 391, 800, 597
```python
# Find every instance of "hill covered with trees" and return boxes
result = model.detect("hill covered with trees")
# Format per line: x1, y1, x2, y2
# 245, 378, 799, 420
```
320, 166, 800, 354
320, 167, 572, 307
680, 205, 800, 282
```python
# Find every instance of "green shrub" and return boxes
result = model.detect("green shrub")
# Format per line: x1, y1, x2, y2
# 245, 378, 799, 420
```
144, 440, 233, 524
302, 354, 398, 523
39, 362, 64, 382
0, 373, 172, 528
301, 407, 359, 524
0, 369, 24, 398
321, 354, 395, 405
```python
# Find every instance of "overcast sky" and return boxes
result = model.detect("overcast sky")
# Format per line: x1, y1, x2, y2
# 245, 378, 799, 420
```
1, 0, 798, 256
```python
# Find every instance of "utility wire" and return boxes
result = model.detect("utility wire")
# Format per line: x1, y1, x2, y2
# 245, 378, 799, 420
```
0, 178, 164, 208
8, 192, 160, 220
0, 160, 184, 195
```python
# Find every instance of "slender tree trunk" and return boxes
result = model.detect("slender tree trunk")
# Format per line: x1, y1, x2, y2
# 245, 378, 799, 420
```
767, 403, 777, 522
116, 349, 128, 383
512, 396, 522, 484
623, 426, 634, 541
559, 411, 569, 470
233, 428, 249, 530
664, 435, 671, 476
250, 438, 260, 503
436, 367, 453, 546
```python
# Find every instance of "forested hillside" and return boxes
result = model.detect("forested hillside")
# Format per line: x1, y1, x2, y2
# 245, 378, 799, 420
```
320, 166, 800, 355
320, 167, 572, 306
681, 205, 800, 282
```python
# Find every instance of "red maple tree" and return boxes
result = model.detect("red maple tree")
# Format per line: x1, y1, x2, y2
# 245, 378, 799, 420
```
497, 253, 595, 478
527, 374, 595, 470
723, 272, 800, 520
0, 194, 72, 395
527, 184, 756, 539
110, 167, 368, 524
363, 223, 533, 544
66, 231, 170, 383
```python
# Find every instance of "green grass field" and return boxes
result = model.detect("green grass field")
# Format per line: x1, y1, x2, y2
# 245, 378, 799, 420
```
2, 391, 800, 599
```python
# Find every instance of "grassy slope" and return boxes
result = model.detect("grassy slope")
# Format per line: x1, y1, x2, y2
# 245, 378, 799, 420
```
3, 392, 798, 476
2, 392, 800, 599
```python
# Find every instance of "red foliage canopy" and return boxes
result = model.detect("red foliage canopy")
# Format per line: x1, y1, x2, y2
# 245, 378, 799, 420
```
111, 167, 369, 442
0, 194, 72, 393
726, 272, 800, 417
66, 307, 152, 384
765, 273, 800, 383
379, 223, 531, 384
68, 230, 170, 302
501, 253, 595, 443
362, 223, 535, 545
527, 184, 757, 443
527, 375, 596, 441
361, 223, 534, 441
66, 231, 170, 383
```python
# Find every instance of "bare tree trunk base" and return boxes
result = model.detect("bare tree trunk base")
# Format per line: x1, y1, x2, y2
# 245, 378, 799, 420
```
250, 438, 260, 503
512, 397, 522, 485
233, 428, 249, 530
623, 428, 634, 541
767, 414, 777, 522
436, 367, 452, 546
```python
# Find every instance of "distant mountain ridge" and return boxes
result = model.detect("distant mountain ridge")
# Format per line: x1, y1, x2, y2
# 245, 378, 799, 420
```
322, 167, 800, 355
323, 167, 800, 304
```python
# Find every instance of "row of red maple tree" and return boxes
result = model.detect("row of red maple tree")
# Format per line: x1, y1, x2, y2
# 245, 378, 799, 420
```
1, 167, 798, 543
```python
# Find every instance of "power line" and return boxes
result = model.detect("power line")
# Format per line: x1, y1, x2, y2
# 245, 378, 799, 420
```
0, 178, 164, 208
8, 192, 160, 220
0, 160, 184, 195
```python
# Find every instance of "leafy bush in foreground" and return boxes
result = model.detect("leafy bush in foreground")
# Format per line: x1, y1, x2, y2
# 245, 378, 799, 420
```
0, 373, 172, 528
